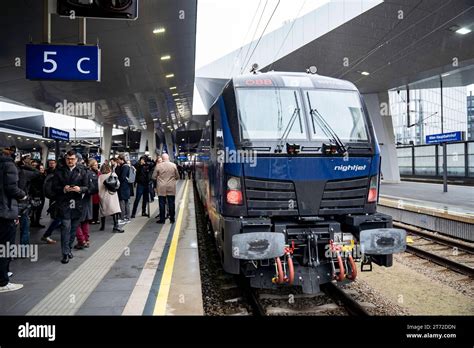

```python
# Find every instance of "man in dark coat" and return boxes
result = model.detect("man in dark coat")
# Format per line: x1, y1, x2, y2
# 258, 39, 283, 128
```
116, 154, 131, 222
0, 147, 27, 292
52, 151, 89, 264
17, 154, 39, 245
131, 156, 151, 218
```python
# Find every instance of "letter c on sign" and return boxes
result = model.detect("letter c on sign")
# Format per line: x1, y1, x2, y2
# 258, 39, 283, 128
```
77, 57, 90, 74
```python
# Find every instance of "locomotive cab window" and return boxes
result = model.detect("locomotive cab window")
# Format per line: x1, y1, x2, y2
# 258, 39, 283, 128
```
236, 88, 307, 141
304, 89, 369, 143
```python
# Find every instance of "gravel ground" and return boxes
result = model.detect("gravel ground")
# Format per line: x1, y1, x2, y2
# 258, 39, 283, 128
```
394, 252, 474, 298
194, 187, 250, 316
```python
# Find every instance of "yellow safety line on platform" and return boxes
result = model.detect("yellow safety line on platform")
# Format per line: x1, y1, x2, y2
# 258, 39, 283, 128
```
153, 180, 190, 315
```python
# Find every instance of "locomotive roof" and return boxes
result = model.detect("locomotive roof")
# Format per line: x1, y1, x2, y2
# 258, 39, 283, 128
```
232, 71, 358, 91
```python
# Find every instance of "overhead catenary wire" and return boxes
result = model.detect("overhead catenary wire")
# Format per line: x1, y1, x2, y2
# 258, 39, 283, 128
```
240, 0, 281, 74
268, 0, 307, 72
229, 0, 263, 77
239, 0, 270, 75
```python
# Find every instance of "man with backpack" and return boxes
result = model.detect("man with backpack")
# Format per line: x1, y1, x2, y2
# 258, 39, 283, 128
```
41, 160, 60, 244
52, 150, 89, 264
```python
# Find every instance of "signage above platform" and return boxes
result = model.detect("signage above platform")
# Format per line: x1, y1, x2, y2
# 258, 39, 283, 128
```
26, 44, 101, 81
43, 127, 70, 142
425, 131, 463, 144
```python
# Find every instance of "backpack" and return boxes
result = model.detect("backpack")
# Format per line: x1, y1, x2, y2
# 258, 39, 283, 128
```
104, 173, 120, 192
88, 170, 99, 195
43, 173, 56, 200
126, 164, 136, 184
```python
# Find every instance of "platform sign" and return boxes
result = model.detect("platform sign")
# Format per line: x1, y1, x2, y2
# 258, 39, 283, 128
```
26, 44, 101, 81
42, 127, 69, 142
425, 131, 463, 144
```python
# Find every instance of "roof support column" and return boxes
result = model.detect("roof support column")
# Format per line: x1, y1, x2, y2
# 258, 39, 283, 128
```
362, 92, 401, 183
101, 123, 113, 163
138, 122, 157, 159
163, 129, 175, 161
40, 142, 49, 167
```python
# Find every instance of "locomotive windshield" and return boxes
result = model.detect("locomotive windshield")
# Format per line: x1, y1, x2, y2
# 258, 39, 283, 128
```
236, 88, 307, 140
236, 87, 369, 143
304, 89, 368, 142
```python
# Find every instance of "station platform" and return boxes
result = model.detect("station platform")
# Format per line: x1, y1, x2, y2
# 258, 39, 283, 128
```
378, 181, 474, 241
0, 180, 203, 316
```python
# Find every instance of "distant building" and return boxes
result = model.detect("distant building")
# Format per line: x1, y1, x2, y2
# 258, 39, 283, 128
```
389, 86, 468, 145
468, 92, 474, 141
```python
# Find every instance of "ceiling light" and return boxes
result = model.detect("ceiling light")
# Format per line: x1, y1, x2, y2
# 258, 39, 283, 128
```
166, 74, 174, 78
153, 118, 158, 121
169, 86, 177, 90
360, 71, 370, 76
153, 27, 165, 34
456, 27, 471, 35
441, 73, 451, 77
7, 135, 11, 138
172, 93, 179, 96
161, 55, 171, 60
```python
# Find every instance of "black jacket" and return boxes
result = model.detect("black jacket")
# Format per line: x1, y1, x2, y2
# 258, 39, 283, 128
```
135, 162, 151, 185
116, 164, 131, 200
53, 165, 89, 219
0, 155, 26, 220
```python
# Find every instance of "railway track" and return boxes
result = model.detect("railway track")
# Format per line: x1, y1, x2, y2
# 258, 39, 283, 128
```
242, 279, 370, 316
394, 221, 474, 278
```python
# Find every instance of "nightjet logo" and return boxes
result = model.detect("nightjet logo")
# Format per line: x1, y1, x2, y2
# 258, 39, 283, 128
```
334, 164, 367, 172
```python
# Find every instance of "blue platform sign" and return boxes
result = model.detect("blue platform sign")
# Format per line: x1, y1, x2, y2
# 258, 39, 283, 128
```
426, 131, 463, 144
26, 44, 101, 81
43, 127, 70, 141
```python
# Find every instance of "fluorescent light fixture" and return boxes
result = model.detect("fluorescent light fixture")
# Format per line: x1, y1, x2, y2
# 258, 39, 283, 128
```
456, 27, 471, 35
161, 55, 171, 60
153, 27, 165, 34
169, 86, 177, 90
172, 93, 179, 96
166, 74, 174, 78
361, 71, 370, 76
153, 118, 158, 121
441, 73, 451, 77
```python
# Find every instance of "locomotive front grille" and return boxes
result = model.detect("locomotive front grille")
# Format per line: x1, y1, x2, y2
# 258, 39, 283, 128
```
245, 178, 298, 216
319, 176, 369, 215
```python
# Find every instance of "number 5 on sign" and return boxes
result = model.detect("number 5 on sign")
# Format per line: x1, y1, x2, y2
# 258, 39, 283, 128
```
26, 43, 101, 81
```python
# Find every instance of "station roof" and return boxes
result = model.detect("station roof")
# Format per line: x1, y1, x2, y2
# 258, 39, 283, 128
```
264, 0, 474, 94
0, 0, 197, 131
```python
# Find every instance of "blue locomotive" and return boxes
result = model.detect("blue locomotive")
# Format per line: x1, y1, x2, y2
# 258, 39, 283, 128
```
194, 71, 406, 294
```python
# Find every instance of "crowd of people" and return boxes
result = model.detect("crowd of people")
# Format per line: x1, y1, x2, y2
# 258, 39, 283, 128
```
0, 147, 186, 293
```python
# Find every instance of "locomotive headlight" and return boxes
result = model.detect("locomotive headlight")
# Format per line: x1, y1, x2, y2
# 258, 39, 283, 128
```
367, 175, 379, 203
227, 177, 241, 190
226, 176, 243, 205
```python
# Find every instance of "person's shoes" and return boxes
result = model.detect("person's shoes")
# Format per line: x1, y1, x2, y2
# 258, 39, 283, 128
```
61, 255, 69, 264
41, 236, 57, 244
68, 253, 74, 259
118, 219, 128, 225
84, 241, 90, 248
112, 227, 124, 233
7, 272, 13, 278
99, 225, 105, 231
156, 220, 165, 224
169, 218, 175, 223
74, 243, 85, 250
142, 213, 149, 217
155, 214, 160, 219
0, 283, 23, 292
130, 215, 135, 219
